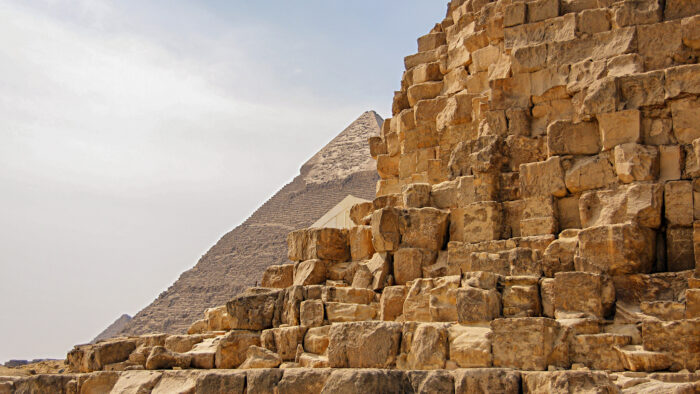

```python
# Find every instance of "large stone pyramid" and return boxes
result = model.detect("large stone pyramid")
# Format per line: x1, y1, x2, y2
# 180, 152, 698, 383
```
4, 0, 700, 392
116, 111, 381, 337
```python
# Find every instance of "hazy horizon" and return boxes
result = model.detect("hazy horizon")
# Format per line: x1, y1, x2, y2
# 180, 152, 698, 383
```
0, 0, 446, 362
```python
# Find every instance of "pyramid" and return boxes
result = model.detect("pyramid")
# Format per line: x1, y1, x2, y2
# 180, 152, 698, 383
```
115, 111, 382, 337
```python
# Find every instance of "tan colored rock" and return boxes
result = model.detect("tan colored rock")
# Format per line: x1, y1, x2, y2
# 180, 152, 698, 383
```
287, 228, 349, 262
597, 109, 641, 151
401, 183, 431, 208
504, 2, 526, 27
393, 248, 437, 285
579, 182, 663, 229
186, 337, 219, 369
643, 319, 700, 371
613, 143, 659, 183
667, 226, 695, 272
659, 144, 683, 182
299, 300, 324, 327
554, 272, 615, 319
239, 346, 282, 369
546, 120, 600, 156
456, 286, 501, 322
540, 278, 555, 318
327, 321, 402, 368
303, 325, 330, 355
522, 371, 619, 392
164, 334, 208, 354
403, 323, 449, 369
261, 264, 294, 289
683, 15, 700, 49
641, 300, 686, 320
187, 319, 207, 335
376, 154, 399, 179
571, 334, 630, 371
325, 302, 377, 323
687, 289, 700, 318
145, 346, 191, 370
671, 97, 700, 144
615, 345, 673, 372
502, 276, 541, 318
349, 202, 374, 226
520, 157, 567, 198
205, 305, 233, 331
322, 286, 374, 304
399, 207, 449, 250
368, 136, 387, 158
491, 317, 560, 371
380, 285, 408, 321
214, 330, 260, 369
266, 326, 307, 361
665, 181, 693, 226
564, 154, 617, 194
447, 324, 492, 368
576, 223, 655, 275
407, 81, 443, 107
542, 230, 578, 277
352, 252, 391, 290
403, 278, 436, 322
348, 226, 375, 261
293, 260, 327, 287
450, 202, 503, 243
428, 275, 460, 322
67, 338, 137, 373
371, 207, 401, 252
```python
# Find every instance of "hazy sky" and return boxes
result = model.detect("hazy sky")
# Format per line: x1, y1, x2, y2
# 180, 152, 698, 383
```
0, 0, 446, 361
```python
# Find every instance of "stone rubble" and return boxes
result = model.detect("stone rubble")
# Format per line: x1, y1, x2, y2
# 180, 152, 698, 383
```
4, 0, 700, 392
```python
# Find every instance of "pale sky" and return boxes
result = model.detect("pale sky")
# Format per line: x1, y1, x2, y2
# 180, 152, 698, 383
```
0, 0, 446, 362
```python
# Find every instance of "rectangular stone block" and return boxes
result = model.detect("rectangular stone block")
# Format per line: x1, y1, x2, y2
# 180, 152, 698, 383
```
554, 272, 614, 319
448, 325, 493, 368
450, 202, 503, 244
665, 181, 693, 226
576, 223, 655, 275
348, 226, 375, 261
520, 157, 567, 198
226, 289, 282, 331
491, 317, 560, 371
502, 276, 541, 318
261, 264, 294, 289
327, 321, 402, 368
287, 228, 349, 262
380, 286, 407, 321
642, 319, 700, 371
371, 207, 401, 252
399, 207, 449, 251
597, 109, 641, 150
456, 287, 501, 322
546, 120, 600, 156
300, 300, 324, 327
393, 247, 437, 285
571, 334, 630, 371
667, 226, 695, 272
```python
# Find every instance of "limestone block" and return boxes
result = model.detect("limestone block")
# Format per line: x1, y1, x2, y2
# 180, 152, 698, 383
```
187, 320, 207, 335
456, 287, 501, 322
543, 230, 578, 277
303, 326, 330, 355
638, 20, 683, 71
404, 45, 447, 70
665, 64, 700, 99
607, 53, 644, 78
407, 81, 443, 107
667, 226, 695, 272
399, 207, 449, 250
546, 120, 600, 156
327, 321, 402, 368
442, 67, 469, 95
226, 289, 281, 330
376, 154, 399, 179
671, 97, 700, 145
456, 173, 499, 206
401, 183, 431, 208
491, 317, 560, 370
579, 182, 663, 229
239, 346, 281, 369
665, 0, 700, 19
528, 0, 559, 22
504, 14, 576, 49
380, 285, 408, 321
293, 260, 327, 286
430, 179, 457, 209
502, 276, 541, 318
404, 278, 436, 322
348, 226, 375, 261
686, 289, 700, 318
577, 8, 610, 35
554, 272, 614, 319
695, 222, 700, 275
571, 334, 630, 371
214, 330, 261, 369
564, 154, 617, 194
300, 300, 324, 327
261, 264, 294, 289
615, 345, 673, 372
245, 369, 283, 394
471, 45, 500, 73
350, 202, 374, 226
267, 326, 307, 361
164, 335, 208, 354
418, 31, 446, 52
428, 275, 460, 322
436, 92, 475, 132
448, 325, 493, 368
371, 207, 401, 252
576, 223, 655, 275
540, 278, 555, 318
351, 252, 391, 291
322, 286, 374, 305
597, 109, 641, 150
665, 181, 693, 226
394, 248, 437, 285
410, 62, 442, 85
368, 136, 387, 159
450, 202, 502, 243
453, 368, 521, 393
511, 44, 546, 74
504, 2, 526, 27
613, 143, 660, 183
67, 339, 137, 373
581, 77, 619, 116
642, 319, 700, 371
145, 346, 191, 370
325, 302, 377, 323
287, 228, 349, 262
619, 71, 665, 109
462, 252, 511, 276
321, 370, 413, 393
403, 323, 449, 370
683, 15, 700, 49
490, 73, 532, 110
641, 301, 686, 321
205, 305, 233, 331
520, 157, 567, 198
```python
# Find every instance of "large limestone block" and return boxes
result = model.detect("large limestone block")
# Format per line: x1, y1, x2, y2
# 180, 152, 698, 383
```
349, 202, 374, 226
348, 226, 375, 261
246, 369, 283, 394
293, 260, 327, 286
615, 345, 673, 372
303, 326, 330, 355
542, 230, 579, 277
671, 97, 700, 144
450, 202, 503, 243
393, 247, 437, 285
325, 302, 377, 323
322, 286, 374, 305
576, 223, 655, 275
667, 226, 695, 272
407, 81, 443, 107
320, 369, 413, 393
546, 120, 600, 156
402, 323, 449, 370
597, 109, 641, 150
287, 228, 349, 262
164, 334, 208, 354
453, 368, 521, 393
67, 338, 137, 373
239, 346, 282, 369
571, 334, 630, 371
491, 317, 560, 371
554, 272, 615, 319
380, 286, 408, 321
665, 181, 693, 226
428, 275, 461, 322
520, 157, 567, 198
641, 300, 686, 320
401, 183, 431, 208
643, 318, 700, 371
371, 207, 401, 252
404, 278, 436, 322
195, 372, 246, 394
299, 300, 324, 327
564, 154, 617, 194
579, 182, 663, 229
522, 371, 618, 393
436, 92, 475, 132
351, 252, 391, 290
376, 154, 399, 179
276, 369, 331, 393
448, 325, 493, 368
688, 289, 700, 319
399, 207, 449, 250
502, 276, 541, 318
214, 330, 261, 369
186, 337, 219, 369
613, 143, 660, 183
456, 287, 501, 322
261, 264, 294, 289
226, 288, 282, 330
327, 321, 402, 368
266, 326, 307, 361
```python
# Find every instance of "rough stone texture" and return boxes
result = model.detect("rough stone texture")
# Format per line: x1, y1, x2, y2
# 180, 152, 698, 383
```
327, 322, 402, 368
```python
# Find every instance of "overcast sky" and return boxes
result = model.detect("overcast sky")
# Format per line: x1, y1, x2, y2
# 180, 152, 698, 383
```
0, 0, 446, 362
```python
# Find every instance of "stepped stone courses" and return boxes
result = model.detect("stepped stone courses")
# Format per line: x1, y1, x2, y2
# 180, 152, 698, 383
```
5, 0, 700, 392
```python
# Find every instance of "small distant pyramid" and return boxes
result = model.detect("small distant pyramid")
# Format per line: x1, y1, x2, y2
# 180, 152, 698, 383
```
91, 314, 132, 344
114, 111, 382, 337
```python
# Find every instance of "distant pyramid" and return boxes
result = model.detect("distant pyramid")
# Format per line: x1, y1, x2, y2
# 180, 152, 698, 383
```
117, 111, 382, 336
91, 314, 131, 344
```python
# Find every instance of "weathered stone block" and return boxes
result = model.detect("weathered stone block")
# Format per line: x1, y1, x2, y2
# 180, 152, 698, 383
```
325, 302, 377, 323
327, 321, 402, 368
502, 276, 541, 318
214, 330, 261, 369
450, 202, 503, 243
399, 207, 449, 250
380, 285, 407, 321
546, 120, 600, 156
404, 278, 436, 322
642, 319, 700, 371
287, 228, 349, 262
667, 226, 695, 272
401, 183, 431, 208
293, 259, 327, 286
520, 157, 567, 198
300, 300, 324, 327
579, 182, 663, 229
543, 230, 578, 277
597, 109, 641, 150
261, 264, 294, 289
394, 247, 437, 285
522, 371, 618, 393
491, 317, 560, 371
352, 252, 391, 290
564, 154, 617, 194
350, 202, 374, 226
613, 143, 659, 183
371, 207, 401, 252
665, 181, 693, 226
303, 325, 330, 355
554, 272, 615, 319
226, 289, 282, 330
448, 324, 493, 368
576, 223, 655, 275
571, 334, 630, 371
348, 226, 375, 261
456, 287, 501, 322
402, 323, 449, 370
